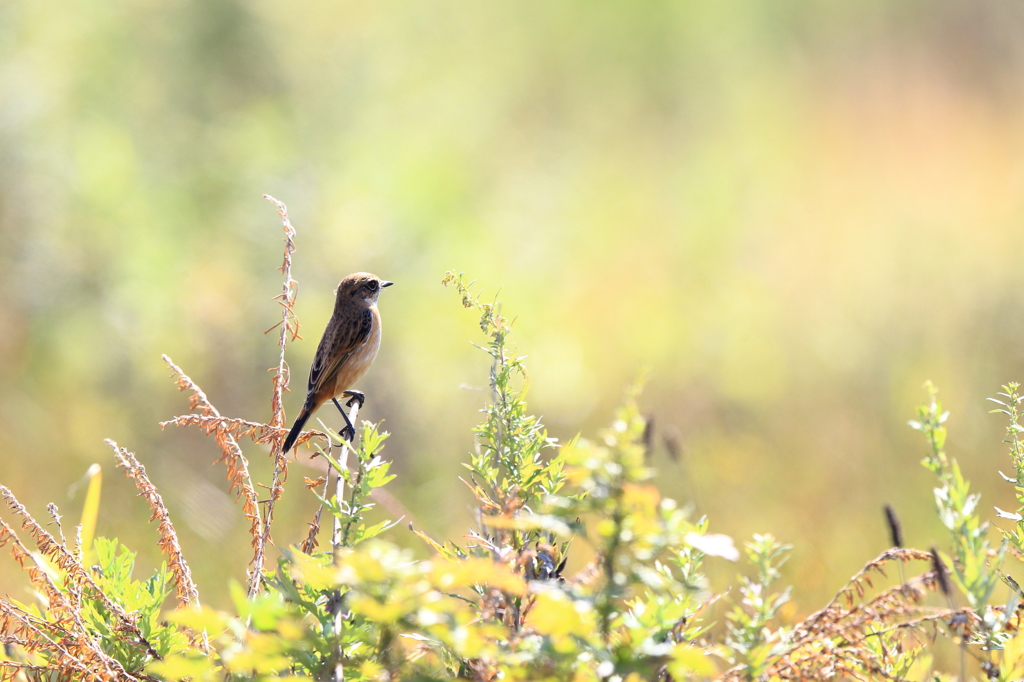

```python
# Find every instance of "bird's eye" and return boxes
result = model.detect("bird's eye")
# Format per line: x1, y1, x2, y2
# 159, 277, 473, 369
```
367, 280, 379, 291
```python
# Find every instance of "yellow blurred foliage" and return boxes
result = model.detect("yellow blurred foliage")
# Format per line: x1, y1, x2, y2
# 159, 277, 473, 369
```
2, 3, 1024, 629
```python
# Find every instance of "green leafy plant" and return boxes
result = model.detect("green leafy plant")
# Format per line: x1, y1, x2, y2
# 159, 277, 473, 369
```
85, 538, 188, 669
6, 211, 1024, 681
441, 272, 566, 533
723, 534, 791, 679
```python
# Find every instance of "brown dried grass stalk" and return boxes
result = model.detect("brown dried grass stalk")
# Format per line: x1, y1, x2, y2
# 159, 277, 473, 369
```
154, 197, 315, 597
247, 193, 302, 596
0, 487, 161, 680
300, 473, 330, 554
263, 193, 301, 429
159, 356, 265, 572
106, 440, 199, 610
1, 485, 160, 645
161, 413, 326, 450
0, 513, 71, 617
804, 548, 933, 626
0, 600, 140, 682
720, 549, 969, 681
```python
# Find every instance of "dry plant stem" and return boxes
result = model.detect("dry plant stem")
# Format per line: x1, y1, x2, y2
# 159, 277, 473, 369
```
0, 606, 122, 682
161, 414, 327, 450
263, 193, 301, 431
803, 548, 932, 629
46, 503, 66, 548
0, 662, 58, 681
106, 441, 211, 654
331, 400, 360, 682
754, 555, 962, 682
250, 194, 301, 598
160, 356, 264, 574
300, 474, 329, 554
0, 525, 121, 680
862, 606, 977, 640
106, 440, 200, 609
0, 610, 130, 682
332, 400, 361, 553
0, 487, 162, 673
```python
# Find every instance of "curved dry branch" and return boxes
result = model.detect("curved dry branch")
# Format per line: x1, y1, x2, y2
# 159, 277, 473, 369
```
161, 356, 264, 566
160, 414, 327, 449
251, 194, 302, 597
747, 550, 965, 682
0, 486, 163, 671
106, 441, 199, 610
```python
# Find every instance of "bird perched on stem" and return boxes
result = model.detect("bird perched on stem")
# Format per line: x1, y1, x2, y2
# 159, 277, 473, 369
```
282, 272, 393, 453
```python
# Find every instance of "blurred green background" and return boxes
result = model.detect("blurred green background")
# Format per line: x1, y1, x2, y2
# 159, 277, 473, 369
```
3, 0, 1024, 615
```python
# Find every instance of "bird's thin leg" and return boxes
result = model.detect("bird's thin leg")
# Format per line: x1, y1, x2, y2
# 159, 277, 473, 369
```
331, 397, 357, 443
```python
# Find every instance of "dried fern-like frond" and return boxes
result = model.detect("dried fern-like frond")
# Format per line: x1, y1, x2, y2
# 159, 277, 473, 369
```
160, 413, 326, 449
0, 601, 142, 682
263, 193, 301, 428
106, 440, 199, 610
0, 515, 69, 617
249, 194, 302, 597
738, 551, 964, 681
0, 488, 161, 679
1, 487, 149, 631
300, 473, 331, 554
802, 548, 933, 632
160, 356, 265, 553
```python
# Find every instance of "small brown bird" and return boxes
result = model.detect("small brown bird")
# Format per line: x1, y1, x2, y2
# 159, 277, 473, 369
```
282, 272, 393, 453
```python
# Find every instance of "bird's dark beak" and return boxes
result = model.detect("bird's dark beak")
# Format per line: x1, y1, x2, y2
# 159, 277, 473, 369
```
381, 280, 394, 288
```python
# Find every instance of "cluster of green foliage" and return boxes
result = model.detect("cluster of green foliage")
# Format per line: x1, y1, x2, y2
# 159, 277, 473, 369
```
8, 273, 1024, 681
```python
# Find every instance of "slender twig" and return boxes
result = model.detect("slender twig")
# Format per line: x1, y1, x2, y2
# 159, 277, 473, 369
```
161, 356, 264, 590
251, 194, 301, 598
106, 441, 200, 610
46, 503, 66, 549
160, 414, 327, 449
107, 441, 210, 653
333, 400, 361, 552
0, 605, 126, 681
0, 487, 166, 665
800, 548, 932, 632
331, 399, 361, 682
300, 473, 331, 554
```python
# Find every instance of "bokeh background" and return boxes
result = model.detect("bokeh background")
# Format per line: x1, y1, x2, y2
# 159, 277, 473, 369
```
4, 1, 1024, 618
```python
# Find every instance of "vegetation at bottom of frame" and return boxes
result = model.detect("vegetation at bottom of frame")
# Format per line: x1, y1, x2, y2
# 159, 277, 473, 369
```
5, 225, 1024, 680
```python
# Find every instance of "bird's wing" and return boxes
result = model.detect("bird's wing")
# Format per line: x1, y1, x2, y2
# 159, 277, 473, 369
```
307, 308, 374, 395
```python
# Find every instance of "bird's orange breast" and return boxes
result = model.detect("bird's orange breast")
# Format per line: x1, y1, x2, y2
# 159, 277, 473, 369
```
330, 306, 382, 396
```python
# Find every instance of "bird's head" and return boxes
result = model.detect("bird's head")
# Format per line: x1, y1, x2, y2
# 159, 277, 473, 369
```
335, 272, 394, 308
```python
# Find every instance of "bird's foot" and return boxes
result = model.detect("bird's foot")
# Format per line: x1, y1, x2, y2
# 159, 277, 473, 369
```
339, 424, 356, 445
343, 390, 365, 409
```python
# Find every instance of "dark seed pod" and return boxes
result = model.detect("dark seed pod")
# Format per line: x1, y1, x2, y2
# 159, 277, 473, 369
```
930, 547, 951, 599
883, 504, 903, 548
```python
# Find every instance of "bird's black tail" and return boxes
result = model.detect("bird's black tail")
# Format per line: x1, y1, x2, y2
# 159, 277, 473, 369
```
282, 406, 312, 453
